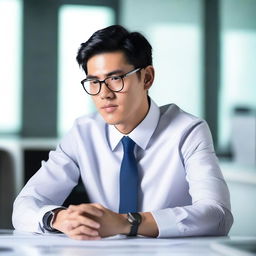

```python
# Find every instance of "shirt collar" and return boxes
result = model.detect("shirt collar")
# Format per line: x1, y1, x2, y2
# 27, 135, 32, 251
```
108, 98, 160, 151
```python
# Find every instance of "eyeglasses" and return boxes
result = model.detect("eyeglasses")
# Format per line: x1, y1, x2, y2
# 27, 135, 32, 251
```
81, 67, 142, 95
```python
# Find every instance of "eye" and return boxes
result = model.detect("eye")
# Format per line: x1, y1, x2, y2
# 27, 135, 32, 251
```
90, 80, 99, 85
111, 76, 121, 81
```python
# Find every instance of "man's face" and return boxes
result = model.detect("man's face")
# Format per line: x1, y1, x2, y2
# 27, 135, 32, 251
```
86, 51, 151, 134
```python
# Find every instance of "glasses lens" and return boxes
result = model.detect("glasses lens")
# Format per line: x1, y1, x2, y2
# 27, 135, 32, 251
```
83, 80, 100, 95
105, 76, 123, 92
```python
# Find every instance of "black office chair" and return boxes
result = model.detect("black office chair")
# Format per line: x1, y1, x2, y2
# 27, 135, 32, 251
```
24, 149, 90, 208
0, 150, 15, 229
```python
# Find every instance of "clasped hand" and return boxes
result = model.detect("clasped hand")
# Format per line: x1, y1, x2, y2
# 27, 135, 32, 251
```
52, 203, 129, 240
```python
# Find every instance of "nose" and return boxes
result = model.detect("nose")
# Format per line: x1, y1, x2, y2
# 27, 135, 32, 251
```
99, 82, 114, 99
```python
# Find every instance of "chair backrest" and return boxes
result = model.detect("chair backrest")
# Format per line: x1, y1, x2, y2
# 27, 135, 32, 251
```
0, 150, 15, 229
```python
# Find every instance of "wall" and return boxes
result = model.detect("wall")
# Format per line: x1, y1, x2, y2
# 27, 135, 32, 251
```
120, 0, 203, 118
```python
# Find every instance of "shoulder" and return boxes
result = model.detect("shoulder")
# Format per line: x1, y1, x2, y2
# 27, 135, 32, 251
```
157, 103, 213, 146
61, 112, 106, 142
159, 103, 205, 131
158, 103, 214, 156
57, 112, 106, 156
73, 112, 104, 128
74, 112, 108, 139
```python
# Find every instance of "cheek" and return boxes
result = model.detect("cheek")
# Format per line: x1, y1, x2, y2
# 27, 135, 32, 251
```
92, 97, 100, 109
128, 84, 144, 103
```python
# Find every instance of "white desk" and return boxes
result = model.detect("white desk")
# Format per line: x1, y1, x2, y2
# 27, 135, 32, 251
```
0, 230, 255, 256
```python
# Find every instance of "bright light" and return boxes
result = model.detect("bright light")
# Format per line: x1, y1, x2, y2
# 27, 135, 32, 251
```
149, 24, 203, 118
219, 30, 256, 149
0, 0, 22, 133
57, 5, 114, 136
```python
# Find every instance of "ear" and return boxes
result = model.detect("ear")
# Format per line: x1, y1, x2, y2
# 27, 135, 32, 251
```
143, 66, 155, 90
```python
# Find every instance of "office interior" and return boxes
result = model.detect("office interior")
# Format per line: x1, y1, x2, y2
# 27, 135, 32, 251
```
0, 0, 255, 238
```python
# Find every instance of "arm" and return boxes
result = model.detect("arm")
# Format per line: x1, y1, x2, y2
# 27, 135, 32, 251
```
12, 141, 80, 233
51, 204, 158, 240
150, 120, 233, 237
50, 121, 233, 239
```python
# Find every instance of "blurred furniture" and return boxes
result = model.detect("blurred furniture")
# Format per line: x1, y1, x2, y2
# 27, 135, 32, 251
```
0, 150, 15, 229
0, 138, 57, 229
231, 108, 256, 166
0, 137, 89, 228
221, 161, 256, 236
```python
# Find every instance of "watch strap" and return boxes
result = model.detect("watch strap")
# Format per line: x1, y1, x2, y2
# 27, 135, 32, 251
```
129, 222, 139, 236
43, 208, 64, 232
127, 212, 142, 236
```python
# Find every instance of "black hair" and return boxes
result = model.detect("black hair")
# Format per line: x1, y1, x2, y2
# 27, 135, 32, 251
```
76, 25, 152, 74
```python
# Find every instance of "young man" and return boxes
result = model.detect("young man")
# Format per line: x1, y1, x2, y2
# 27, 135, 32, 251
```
12, 25, 233, 240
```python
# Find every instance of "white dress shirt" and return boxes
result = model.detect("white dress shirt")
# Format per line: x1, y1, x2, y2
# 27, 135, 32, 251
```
12, 98, 233, 237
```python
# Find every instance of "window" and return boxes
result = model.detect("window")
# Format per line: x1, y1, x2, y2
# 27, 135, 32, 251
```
57, 5, 114, 136
121, 0, 203, 118
149, 24, 203, 117
0, 0, 22, 133
218, 0, 256, 151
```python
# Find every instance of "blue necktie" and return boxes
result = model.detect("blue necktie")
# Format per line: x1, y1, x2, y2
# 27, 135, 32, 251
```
119, 136, 138, 214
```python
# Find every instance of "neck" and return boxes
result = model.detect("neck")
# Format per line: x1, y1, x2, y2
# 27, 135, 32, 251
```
115, 97, 150, 134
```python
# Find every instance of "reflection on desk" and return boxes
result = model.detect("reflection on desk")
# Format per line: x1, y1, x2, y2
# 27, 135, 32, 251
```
0, 229, 255, 256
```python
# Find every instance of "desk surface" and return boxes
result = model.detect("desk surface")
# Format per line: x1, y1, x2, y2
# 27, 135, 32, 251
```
0, 230, 255, 256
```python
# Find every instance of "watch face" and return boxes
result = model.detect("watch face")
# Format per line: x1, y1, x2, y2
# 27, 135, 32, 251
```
127, 213, 142, 236
127, 212, 142, 224
43, 211, 54, 231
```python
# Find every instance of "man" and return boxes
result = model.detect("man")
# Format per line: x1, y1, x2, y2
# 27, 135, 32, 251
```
12, 25, 233, 240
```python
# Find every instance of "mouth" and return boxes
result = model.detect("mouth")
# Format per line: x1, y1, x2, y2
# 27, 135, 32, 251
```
101, 104, 118, 113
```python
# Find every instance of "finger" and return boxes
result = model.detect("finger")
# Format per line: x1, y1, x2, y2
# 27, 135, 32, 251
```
63, 216, 100, 231
68, 204, 104, 217
91, 203, 105, 210
76, 215, 101, 229
65, 210, 101, 228
68, 225, 100, 238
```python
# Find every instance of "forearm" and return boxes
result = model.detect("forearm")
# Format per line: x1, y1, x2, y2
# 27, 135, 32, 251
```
120, 212, 159, 237
52, 204, 159, 239
12, 196, 60, 233
138, 212, 159, 237
12, 198, 40, 232
173, 203, 233, 236
151, 202, 233, 238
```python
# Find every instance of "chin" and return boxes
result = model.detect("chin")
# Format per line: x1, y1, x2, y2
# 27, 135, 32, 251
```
102, 116, 120, 126
105, 120, 117, 125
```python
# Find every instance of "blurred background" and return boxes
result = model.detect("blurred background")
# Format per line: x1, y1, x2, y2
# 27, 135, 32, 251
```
0, 0, 255, 236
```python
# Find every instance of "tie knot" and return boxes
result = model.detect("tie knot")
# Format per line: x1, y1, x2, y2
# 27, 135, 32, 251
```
121, 136, 135, 153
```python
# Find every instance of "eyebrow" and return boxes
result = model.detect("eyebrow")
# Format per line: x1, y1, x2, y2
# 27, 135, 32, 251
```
86, 69, 124, 80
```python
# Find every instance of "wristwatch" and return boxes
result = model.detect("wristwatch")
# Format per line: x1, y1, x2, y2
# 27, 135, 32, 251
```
127, 212, 142, 236
43, 208, 63, 232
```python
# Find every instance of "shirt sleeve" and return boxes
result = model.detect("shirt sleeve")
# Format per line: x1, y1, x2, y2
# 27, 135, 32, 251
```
12, 128, 80, 233
151, 120, 233, 238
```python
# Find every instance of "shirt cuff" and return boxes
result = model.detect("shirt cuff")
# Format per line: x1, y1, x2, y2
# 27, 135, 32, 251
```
38, 205, 65, 233
151, 208, 180, 238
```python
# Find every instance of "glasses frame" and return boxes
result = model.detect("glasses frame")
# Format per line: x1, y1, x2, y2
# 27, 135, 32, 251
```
81, 67, 142, 95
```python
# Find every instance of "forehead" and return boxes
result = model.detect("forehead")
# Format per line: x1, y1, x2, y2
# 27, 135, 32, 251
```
87, 51, 131, 75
